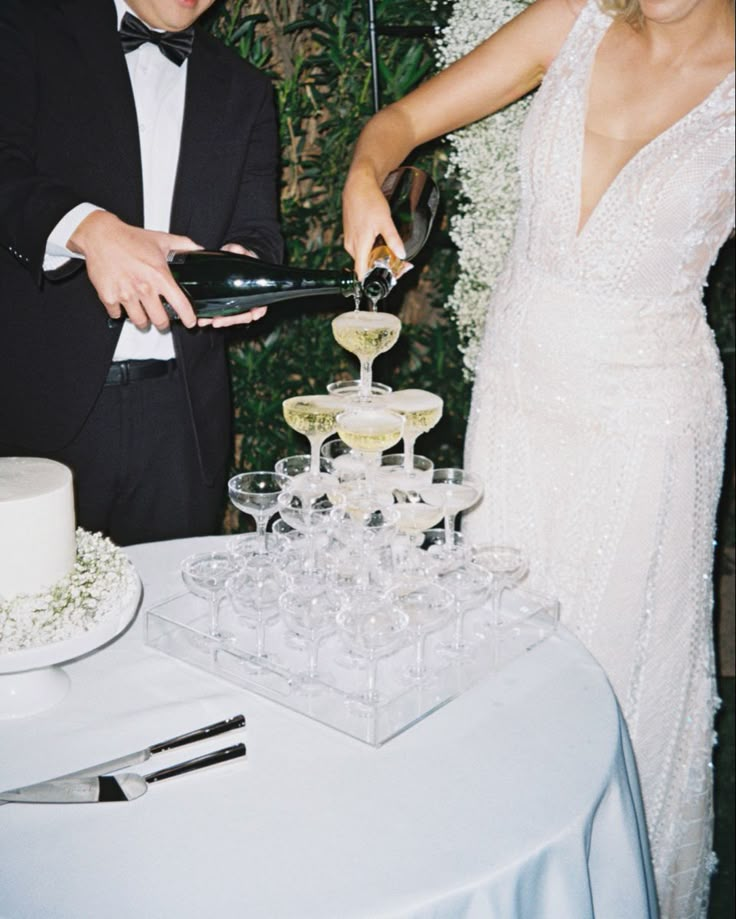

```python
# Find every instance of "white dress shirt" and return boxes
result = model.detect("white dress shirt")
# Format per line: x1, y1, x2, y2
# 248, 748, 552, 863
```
44, 0, 188, 361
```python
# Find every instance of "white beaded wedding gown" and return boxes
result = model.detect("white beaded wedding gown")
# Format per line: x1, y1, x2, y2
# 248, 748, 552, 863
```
462, 4, 735, 917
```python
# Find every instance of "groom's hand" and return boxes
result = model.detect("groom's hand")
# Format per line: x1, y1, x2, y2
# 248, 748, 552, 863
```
68, 211, 201, 329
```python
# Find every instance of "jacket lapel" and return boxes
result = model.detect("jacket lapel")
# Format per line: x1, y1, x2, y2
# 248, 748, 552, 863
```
170, 34, 232, 238
62, 0, 144, 225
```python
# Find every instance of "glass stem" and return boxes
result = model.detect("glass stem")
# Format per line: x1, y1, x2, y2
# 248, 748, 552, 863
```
309, 436, 324, 476
255, 515, 268, 554
209, 594, 222, 637
364, 451, 380, 489
359, 358, 374, 402
366, 657, 378, 702
403, 433, 417, 473
414, 632, 427, 677
444, 511, 458, 545
489, 586, 501, 629
452, 601, 464, 649
255, 617, 266, 657
307, 639, 319, 679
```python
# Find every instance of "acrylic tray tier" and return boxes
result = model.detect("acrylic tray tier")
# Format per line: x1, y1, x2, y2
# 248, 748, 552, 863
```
145, 585, 557, 747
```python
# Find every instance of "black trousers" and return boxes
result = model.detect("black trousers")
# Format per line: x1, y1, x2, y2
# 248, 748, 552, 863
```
48, 363, 229, 546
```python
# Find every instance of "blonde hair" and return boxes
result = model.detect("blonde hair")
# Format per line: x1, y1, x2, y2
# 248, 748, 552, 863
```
597, 0, 642, 25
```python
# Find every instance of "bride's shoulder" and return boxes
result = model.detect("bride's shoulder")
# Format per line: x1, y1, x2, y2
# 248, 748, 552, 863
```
516, 0, 589, 68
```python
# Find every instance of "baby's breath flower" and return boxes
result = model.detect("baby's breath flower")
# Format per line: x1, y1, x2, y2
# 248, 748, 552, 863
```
436, 0, 531, 378
0, 529, 132, 653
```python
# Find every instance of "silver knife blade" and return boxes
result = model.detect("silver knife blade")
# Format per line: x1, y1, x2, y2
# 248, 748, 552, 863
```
0, 742, 246, 804
0, 774, 148, 804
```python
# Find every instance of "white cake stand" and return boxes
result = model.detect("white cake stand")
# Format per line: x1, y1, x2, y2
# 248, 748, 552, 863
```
0, 563, 142, 719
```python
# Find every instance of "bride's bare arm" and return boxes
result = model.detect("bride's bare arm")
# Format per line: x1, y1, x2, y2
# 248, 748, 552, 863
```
343, 0, 584, 277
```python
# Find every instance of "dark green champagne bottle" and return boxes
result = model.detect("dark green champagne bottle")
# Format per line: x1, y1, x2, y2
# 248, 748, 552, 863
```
165, 251, 360, 318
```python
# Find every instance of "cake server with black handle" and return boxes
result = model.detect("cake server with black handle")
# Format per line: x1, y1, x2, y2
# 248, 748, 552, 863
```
0, 742, 246, 803
0, 714, 245, 804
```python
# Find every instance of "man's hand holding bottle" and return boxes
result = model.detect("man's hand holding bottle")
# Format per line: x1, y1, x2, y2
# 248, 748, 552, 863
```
68, 211, 268, 329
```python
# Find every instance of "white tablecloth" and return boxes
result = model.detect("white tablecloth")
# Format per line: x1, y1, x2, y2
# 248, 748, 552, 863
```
0, 536, 658, 919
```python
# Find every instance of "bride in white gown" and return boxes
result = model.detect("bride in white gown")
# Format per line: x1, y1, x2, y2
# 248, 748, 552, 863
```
341, 1, 735, 916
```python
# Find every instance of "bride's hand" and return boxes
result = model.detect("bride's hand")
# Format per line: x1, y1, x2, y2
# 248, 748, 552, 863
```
342, 168, 406, 280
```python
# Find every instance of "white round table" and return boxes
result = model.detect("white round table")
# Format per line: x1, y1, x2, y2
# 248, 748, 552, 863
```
0, 536, 658, 919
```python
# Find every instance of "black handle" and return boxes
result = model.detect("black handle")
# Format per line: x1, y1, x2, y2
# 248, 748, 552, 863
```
149, 715, 245, 755
144, 743, 246, 784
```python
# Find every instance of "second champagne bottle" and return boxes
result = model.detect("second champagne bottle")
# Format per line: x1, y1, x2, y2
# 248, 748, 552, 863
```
165, 166, 440, 319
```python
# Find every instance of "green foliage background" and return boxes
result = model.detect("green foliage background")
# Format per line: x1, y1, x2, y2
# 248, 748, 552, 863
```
206, 0, 734, 548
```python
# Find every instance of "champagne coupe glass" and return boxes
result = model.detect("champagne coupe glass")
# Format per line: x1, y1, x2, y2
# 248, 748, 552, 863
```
274, 453, 333, 478
435, 562, 492, 658
376, 453, 434, 492
392, 493, 445, 574
282, 394, 344, 481
470, 545, 529, 628
277, 489, 344, 580
279, 583, 348, 692
181, 551, 241, 642
228, 471, 291, 556
321, 437, 368, 484
387, 581, 455, 684
226, 561, 287, 666
383, 389, 443, 475
331, 310, 401, 402
420, 468, 484, 552
336, 603, 409, 710
327, 379, 392, 402
329, 504, 400, 593
335, 408, 404, 492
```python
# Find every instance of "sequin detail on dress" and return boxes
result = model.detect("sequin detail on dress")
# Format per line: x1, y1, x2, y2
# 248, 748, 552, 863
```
463, 4, 734, 917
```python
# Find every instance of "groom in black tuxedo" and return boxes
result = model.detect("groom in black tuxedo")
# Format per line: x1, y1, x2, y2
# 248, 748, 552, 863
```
0, 0, 283, 545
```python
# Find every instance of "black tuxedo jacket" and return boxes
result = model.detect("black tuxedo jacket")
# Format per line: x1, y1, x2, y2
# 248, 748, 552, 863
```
0, 0, 283, 483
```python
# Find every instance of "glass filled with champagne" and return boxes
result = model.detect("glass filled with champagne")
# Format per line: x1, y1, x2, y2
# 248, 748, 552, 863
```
331, 310, 401, 402
383, 389, 443, 476
282, 395, 344, 488
336, 408, 404, 493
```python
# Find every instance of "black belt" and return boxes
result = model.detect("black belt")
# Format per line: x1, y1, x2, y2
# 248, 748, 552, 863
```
105, 359, 177, 386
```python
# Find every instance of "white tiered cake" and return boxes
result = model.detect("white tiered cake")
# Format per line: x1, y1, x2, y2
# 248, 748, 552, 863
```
0, 457, 76, 601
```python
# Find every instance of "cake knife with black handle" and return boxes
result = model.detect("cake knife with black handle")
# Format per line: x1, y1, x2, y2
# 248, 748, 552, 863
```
0, 714, 245, 805
0, 742, 246, 803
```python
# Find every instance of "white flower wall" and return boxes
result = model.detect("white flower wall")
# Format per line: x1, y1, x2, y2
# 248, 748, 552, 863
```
435, 0, 532, 377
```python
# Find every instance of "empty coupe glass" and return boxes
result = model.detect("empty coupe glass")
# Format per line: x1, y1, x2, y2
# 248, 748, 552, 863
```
435, 562, 492, 658
327, 379, 392, 402
321, 437, 368, 484
227, 560, 288, 665
274, 453, 333, 478
470, 545, 529, 627
279, 584, 348, 691
420, 468, 483, 551
387, 581, 454, 683
336, 602, 409, 709
277, 489, 344, 578
375, 452, 434, 492
228, 471, 291, 556
181, 551, 241, 642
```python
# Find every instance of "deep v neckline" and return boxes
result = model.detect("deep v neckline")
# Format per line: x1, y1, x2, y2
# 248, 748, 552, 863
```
574, 19, 735, 241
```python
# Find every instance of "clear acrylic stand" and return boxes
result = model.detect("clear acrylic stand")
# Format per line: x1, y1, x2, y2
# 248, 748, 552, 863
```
145, 586, 558, 747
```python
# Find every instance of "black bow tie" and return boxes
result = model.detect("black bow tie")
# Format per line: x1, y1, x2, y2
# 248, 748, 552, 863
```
119, 12, 194, 67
